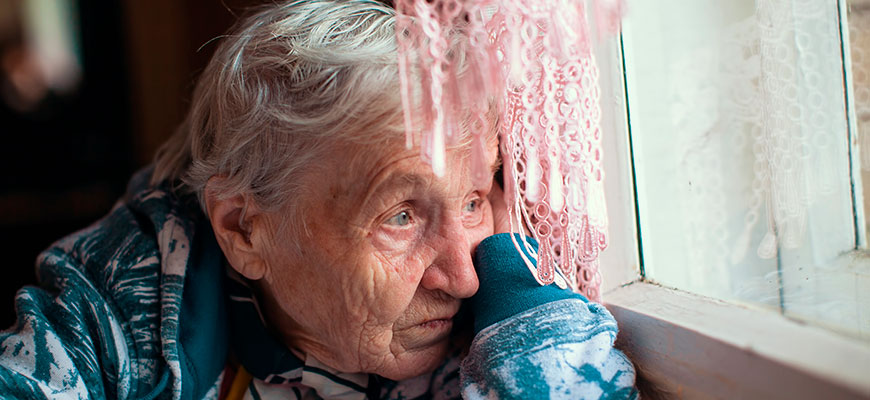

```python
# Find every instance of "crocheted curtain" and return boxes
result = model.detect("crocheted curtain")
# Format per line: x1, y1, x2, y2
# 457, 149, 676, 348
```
393, 0, 623, 302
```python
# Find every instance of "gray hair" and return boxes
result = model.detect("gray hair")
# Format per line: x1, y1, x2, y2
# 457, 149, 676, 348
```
151, 0, 404, 213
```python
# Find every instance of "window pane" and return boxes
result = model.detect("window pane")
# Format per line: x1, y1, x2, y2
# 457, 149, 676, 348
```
622, 0, 866, 340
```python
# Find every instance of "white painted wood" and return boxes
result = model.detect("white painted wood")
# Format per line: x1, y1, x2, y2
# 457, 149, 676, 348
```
605, 282, 870, 399
597, 33, 642, 294
843, 0, 869, 248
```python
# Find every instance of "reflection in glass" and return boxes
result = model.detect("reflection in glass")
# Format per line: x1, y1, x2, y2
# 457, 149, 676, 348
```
623, 0, 866, 341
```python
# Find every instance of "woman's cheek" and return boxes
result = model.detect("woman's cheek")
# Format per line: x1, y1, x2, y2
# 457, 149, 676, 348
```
371, 223, 429, 271
371, 225, 419, 251
372, 243, 428, 288
363, 247, 426, 322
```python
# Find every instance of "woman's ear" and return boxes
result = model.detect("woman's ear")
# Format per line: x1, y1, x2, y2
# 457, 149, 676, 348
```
205, 177, 268, 280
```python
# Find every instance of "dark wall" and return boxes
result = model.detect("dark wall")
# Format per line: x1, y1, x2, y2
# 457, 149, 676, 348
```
0, 0, 263, 328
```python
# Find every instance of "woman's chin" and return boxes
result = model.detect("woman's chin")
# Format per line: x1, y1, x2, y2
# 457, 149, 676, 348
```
377, 339, 451, 381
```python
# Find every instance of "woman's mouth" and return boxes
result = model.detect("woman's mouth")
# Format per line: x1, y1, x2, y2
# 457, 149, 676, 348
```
396, 312, 458, 349
418, 317, 453, 330
412, 317, 454, 346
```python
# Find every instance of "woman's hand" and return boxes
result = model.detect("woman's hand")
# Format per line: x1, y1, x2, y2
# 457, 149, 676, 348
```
488, 181, 511, 235
488, 181, 532, 236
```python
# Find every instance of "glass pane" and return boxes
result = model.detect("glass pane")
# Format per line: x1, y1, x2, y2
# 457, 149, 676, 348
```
622, 0, 867, 340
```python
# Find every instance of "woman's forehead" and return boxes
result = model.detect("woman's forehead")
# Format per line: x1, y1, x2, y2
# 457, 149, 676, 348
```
342, 143, 465, 197
312, 138, 497, 207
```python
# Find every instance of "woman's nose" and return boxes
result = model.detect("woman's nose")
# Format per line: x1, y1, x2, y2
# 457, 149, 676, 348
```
420, 215, 480, 299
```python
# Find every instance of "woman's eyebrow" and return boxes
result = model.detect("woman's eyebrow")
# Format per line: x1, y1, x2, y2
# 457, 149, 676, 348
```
361, 172, 429, 206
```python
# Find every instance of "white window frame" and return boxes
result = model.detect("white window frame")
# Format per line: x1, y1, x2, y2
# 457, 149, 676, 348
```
596, 2, 870, 397
606, 282, 870, 398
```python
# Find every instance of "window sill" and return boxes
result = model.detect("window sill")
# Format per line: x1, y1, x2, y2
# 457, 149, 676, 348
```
604, 282, 870, 399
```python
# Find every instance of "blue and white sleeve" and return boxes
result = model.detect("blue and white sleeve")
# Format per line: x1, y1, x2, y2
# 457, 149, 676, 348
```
462, 233, 638, 400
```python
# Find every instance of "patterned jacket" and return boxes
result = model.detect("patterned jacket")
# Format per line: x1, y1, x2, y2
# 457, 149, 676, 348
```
0, 173, 637, 399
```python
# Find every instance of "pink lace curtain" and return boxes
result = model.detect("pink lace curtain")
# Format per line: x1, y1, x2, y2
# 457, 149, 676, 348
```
393, 0, 622, 301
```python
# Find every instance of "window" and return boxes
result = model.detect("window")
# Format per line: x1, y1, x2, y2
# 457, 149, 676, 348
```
596, 0, 870, 396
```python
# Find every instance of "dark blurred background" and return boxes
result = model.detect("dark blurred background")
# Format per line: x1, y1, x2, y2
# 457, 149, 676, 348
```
0, 0, 263, 327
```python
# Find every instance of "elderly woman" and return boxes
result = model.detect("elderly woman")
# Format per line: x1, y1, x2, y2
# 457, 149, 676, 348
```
0, 1, 636, 399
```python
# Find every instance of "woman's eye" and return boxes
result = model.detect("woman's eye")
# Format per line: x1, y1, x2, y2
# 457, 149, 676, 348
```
385, 210, 412, 226
464, 199, 480, 213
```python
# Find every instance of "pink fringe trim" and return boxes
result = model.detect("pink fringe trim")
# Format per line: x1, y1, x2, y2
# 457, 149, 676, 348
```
394, 0, 622, 302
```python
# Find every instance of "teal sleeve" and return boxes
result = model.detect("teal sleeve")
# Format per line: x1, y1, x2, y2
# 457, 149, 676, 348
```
470, 233, 587, 335
0, 260, 141, 400
0, 176, 227, 400
0, 188, 196, 400
463, 233, 638, 399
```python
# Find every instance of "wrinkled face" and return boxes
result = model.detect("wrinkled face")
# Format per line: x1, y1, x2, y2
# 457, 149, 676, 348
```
256, 139, 498, 380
